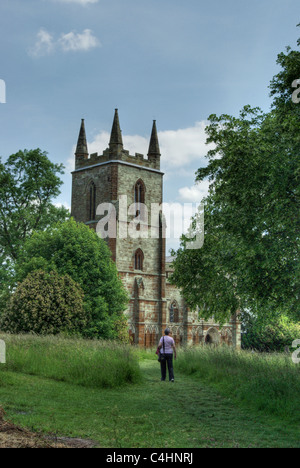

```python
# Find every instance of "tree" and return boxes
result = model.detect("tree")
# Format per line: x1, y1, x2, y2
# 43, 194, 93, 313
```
241, 311, 300, 352
0, 270, 86, 335
0, 149, 69, 262
171, 34, 300, 324
15, 218, 129, 339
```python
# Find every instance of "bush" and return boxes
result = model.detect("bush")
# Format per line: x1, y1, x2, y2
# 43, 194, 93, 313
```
0, 270, 87, 335
15, 218, 129, 339
242, 314, 300, 352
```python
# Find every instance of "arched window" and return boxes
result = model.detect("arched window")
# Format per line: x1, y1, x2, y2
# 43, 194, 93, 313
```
170, 301, 179, 323
134, 180, 145, 205
134, 249, 144, 271
88, 181, 96, 221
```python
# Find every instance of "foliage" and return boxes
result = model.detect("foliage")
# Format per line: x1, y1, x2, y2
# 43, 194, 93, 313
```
0, 334, 141, 389
0, 149, 69, 317
15, 218, 129, 339
0, 149, 69, 261
0, 270, 86, 335
171, 35, 300, 323
241, 312, 300, 352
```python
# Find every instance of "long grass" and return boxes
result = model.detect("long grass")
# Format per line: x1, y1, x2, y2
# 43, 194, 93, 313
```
176, 346, 300, 422
0, 334, 142, 389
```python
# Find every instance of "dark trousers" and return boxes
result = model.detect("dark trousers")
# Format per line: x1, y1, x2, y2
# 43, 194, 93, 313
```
160, 354, 174, 381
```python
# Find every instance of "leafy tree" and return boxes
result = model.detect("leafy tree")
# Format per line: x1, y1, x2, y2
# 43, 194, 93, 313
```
15, 218, 129, 339
0, 149, 69, 261
241, 312, 300, 352
171, 35, 300, 324
0, 270, 86, 335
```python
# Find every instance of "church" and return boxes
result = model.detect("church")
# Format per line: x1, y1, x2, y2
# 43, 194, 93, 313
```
71, 110, 241, 348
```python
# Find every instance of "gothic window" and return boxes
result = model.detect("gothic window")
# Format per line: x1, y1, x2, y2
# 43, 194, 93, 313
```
134, 249, 144, 271
134, 180, 145, 205
88, 181, 96, 221
170, 301, 179, 323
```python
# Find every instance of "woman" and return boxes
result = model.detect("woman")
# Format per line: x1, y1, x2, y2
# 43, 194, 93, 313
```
158, 328, 177, 382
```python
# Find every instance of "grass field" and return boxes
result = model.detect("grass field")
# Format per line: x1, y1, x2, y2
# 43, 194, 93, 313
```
0, 335, 299, 448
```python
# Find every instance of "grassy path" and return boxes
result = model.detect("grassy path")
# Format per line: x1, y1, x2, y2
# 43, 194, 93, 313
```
0, 359, 298, 448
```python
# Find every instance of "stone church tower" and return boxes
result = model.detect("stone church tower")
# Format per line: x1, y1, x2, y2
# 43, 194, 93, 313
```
71, 110, 241, 348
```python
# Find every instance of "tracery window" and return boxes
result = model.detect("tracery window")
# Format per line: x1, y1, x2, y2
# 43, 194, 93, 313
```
134, 249, 144, 271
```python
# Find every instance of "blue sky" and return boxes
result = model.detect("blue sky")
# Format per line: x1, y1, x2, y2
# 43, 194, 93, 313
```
0, 0, 299, 252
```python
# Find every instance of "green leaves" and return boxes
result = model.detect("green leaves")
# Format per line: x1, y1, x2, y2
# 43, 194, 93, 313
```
15, 218, 129, 339
0, 270, 86, 335
0, 149, 68, 261
171, 36, 300, 324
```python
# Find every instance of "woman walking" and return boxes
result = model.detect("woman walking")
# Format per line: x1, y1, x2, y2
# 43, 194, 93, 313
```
158, 328, 177, 382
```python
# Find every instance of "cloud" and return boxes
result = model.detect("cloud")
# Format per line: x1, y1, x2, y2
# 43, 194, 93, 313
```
54, 202, 71, 211
67, 120, 212, 175
160, 121, 213, 169
72, 120, 212, 167
178, 180, 210, 203
59, 29, 101, 52
29, 28, 100, 57
28, 28, 55, 57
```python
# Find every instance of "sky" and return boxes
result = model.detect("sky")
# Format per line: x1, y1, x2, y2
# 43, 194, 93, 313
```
0, 0, 299, 252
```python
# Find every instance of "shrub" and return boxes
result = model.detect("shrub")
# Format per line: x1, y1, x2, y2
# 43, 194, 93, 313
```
242, 314, 300, 352
15, 218, 129, 339
0, 270, 87, 335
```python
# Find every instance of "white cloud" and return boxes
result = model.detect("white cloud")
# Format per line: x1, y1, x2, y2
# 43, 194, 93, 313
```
28, 28, 55, 57
29, 28, 100, 57
160, 121, 213, 169
67, 121, 213, 184
70, 120, 212, 168
59, 29, 101, 52
54, 202, 71, 211
178, 180, 210, 203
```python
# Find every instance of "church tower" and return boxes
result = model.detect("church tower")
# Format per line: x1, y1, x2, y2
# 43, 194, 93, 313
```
71, 110, 241, 349
71, 110, 167, 346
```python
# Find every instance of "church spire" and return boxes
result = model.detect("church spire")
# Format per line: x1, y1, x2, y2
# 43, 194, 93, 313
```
109, 109, 123, 154
75, 119, 88, 156
148, 120, 161, 157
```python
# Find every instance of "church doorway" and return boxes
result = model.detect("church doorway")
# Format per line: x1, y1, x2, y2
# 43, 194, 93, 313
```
205, 334, 212, 344
205, 328, 220, 345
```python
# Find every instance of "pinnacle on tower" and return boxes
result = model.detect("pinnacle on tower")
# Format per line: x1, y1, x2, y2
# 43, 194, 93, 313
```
109, 109, 123, 153
148, 120, 161, 157
75, 119, 88, 156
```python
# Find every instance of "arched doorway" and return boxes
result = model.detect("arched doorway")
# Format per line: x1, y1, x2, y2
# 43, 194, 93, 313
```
205, 328, 220, 345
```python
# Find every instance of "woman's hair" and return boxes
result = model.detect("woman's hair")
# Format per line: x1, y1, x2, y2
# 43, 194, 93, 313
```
164, 328, 170, 335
